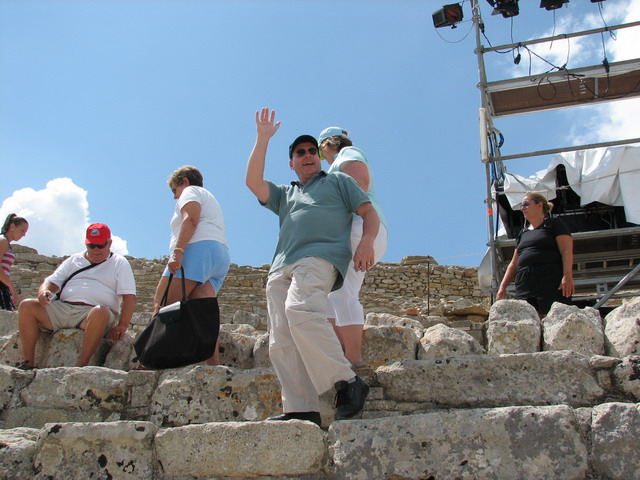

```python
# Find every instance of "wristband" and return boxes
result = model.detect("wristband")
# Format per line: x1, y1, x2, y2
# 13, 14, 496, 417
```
174, 247, 185, 253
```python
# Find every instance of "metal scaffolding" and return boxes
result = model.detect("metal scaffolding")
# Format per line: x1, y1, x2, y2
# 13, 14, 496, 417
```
472, 0, 640, 307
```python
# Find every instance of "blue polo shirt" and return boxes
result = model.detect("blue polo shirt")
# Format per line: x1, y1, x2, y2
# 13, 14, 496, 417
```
263, 171, 370, 291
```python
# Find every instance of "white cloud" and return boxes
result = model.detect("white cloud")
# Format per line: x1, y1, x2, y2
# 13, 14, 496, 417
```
0, 178, 128, 257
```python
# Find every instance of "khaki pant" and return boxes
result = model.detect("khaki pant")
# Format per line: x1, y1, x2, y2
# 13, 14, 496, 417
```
266, 257, 354, 412
46, 301, 117, 334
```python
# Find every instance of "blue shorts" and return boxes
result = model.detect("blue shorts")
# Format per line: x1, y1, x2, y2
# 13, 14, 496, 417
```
163, 240, 230, 293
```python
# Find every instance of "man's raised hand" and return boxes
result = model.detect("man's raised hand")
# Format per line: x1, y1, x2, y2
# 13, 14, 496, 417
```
256, 107, 281, 139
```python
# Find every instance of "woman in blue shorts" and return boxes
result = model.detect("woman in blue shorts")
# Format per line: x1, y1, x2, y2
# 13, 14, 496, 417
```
153, 165, 231, 364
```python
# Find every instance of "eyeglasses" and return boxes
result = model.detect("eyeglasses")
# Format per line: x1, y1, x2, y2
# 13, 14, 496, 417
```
295, 147, 318, 157
521, 201, 535, 208
171, 188, 176, 195
87, 242, 109, 249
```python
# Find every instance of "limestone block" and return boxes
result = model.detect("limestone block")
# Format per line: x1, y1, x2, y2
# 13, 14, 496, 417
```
232, 310, 267, 330
604, 297, 640, 357
156, 421, 325, 478
327, 405, 588, 480
42, 328, 111, 368
0, 310, 18, 337
418, 323, 485, 360
104, 332, 137, 371
218, 324, 259, 368
33, 421, 158, 480
543, 304, 604, 355
3, 407, 109, 430
0, 427, 39, 480
0, 331, 51, 369
252, 332, 271, 368
149, 365, 281, 427
376, 351, 605, 407
0, 332, 22, 368
126, 370, 159, 409
362, 325, 420, 369
129, 312, 152, 327
591, 402, 640, 480
442, 298, 489, 317
0, 365, 36, 414
418, 315, 449, 329
613, 356, 640, 400
365, 312, 425, 336
0, 364, 14, 413
20, 366, 128, 412
573, 406, 593, 447
487, 300, 541, 354
589, 355, 622, 369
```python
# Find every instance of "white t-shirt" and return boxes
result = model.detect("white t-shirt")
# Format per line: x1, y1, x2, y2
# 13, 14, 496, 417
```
169, 186, 227, 250
46, 252, 136, 314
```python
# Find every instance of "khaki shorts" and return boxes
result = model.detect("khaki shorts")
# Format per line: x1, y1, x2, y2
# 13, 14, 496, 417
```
45, 301, 118, 335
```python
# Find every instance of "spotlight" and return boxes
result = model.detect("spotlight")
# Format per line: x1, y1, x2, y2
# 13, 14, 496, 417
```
432, 3, 464, 29
540, 0, 569, 10
486, 0, 519, 18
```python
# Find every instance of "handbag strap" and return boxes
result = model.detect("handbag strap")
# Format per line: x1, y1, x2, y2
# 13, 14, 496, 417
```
54, 252, 113, 300
159, 266, 187, 307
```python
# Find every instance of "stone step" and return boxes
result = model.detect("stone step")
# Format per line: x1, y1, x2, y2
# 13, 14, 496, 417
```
2, 402, 639, 479
1, 353, 638, 432
3, 299, 639, 377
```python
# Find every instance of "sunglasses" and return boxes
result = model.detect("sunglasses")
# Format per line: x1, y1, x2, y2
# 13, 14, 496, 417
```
295, 147, 318, 157
171, 188, 177, 195
87, 242, 109, 249
521, 201, 536, 208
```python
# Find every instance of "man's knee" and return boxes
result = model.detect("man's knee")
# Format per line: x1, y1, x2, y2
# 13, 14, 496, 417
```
18, 298, 40, 315
83, 306, 111, 328
18, 298, 47, 324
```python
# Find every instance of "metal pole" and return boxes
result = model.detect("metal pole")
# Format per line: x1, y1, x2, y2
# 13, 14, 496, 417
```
472, 0, 500, 301
593, 262, 640, 309
482, 20, 640, 53
483, 137, 640, 163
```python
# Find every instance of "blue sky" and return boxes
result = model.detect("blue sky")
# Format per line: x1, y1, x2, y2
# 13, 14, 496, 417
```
1, 0, 638, 267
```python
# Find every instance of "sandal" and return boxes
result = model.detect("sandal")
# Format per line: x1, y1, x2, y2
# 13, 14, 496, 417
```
15, 361, 35, 371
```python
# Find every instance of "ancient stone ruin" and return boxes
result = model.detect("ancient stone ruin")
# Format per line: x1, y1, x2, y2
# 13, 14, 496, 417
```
1, 247, 639, 479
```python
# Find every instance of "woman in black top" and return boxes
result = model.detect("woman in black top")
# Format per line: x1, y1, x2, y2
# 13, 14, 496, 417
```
497, 192, 574, 316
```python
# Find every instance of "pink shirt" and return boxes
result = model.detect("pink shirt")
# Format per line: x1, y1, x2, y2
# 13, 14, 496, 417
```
1, 242, 15, 276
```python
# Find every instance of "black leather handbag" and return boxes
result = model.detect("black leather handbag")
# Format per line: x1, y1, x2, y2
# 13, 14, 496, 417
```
134, 267, 219, 369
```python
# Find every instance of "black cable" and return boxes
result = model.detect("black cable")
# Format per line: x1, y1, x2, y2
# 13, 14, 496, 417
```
434, 19, 475, 44
597, 2, 617, 42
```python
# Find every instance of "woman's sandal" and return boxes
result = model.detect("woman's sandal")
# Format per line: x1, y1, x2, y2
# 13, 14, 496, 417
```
15, 360, 35, 371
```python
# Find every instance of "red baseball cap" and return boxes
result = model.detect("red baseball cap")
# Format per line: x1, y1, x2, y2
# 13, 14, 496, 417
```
85, 223, 111, 245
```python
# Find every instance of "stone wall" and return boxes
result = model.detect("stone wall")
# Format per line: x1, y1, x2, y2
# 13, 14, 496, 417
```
9, 247, 486, 318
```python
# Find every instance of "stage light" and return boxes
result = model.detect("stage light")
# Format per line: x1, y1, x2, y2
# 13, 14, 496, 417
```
486, 0, 519, 18
432, 3, 464, 29
540, 0, 569, 10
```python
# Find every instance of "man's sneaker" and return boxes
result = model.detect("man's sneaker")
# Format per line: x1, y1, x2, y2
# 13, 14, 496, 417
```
267, 412, 322, 427
334, 376, 369, 420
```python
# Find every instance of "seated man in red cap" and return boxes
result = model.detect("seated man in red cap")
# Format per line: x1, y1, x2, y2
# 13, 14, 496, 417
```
17, 223, 136, 368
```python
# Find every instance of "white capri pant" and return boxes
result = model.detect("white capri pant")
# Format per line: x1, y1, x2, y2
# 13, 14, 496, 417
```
326, 216, 388, 326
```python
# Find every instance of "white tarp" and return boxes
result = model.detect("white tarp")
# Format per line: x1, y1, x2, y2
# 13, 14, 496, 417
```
499, 146, 640, 225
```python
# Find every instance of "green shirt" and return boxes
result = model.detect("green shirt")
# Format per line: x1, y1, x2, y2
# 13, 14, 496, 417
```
264, 171, 370, 291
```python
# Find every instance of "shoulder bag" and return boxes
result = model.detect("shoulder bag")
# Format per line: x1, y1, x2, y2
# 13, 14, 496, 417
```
133, 267, 220, 369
